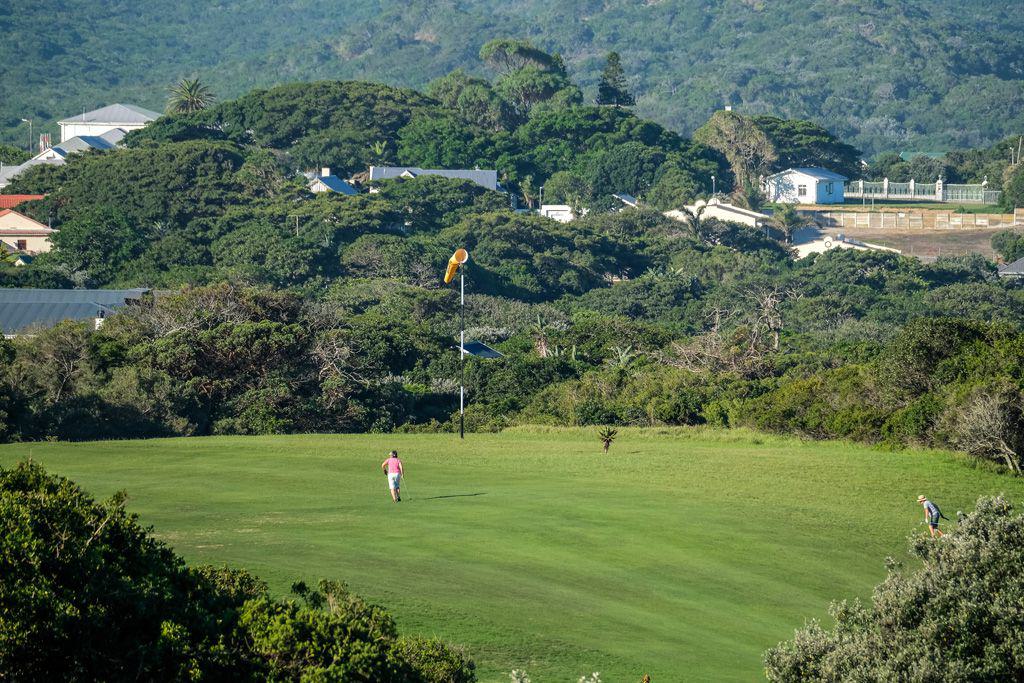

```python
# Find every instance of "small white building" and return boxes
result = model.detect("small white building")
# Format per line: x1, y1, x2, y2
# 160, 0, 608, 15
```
0, 210, 56, 255
665, 197, 770, 228
539, 204, 580, 223
794, 234, 900, 259
763, 168, 847, 204
58, 103, 161, 142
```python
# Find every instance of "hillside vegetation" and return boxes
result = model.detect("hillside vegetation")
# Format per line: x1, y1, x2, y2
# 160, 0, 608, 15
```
1, 76, 1023, 469
2, 0, 1022, 154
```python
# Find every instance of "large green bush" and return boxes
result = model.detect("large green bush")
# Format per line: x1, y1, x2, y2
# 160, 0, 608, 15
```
0, 461, 476, 682
764, 496, 1024, 681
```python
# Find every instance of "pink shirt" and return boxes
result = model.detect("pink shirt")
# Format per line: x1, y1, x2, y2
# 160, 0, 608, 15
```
384, 457, 402, 474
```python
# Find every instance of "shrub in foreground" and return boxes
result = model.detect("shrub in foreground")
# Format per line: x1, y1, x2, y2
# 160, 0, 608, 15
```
0, 460, 475, 682
764, 495, 1024, 681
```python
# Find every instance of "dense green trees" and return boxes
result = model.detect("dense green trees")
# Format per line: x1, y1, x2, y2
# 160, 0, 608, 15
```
765, 496, 1024, 681
993, 230, 1024, 263
0, 143, 29, 165
3, 1, 1021, 157
1, 78, 1023, 472
0, 460, 475, 681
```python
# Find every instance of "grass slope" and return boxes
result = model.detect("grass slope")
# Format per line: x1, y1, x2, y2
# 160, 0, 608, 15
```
2, 428, 1020, 681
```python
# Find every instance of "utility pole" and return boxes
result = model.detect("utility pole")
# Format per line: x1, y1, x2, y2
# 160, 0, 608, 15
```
20, 118, 32, 155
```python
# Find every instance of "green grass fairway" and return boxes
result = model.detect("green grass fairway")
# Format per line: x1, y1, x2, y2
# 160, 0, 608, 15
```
3, 428, 1021, 681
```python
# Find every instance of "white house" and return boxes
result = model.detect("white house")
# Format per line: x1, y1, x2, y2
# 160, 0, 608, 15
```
308, 168, 358, 195
0, 129, 127, 189
665, 197, 770, 228
794, 234, 900, 259
58, 103, 160, 142
763, 168, 847, 204
539, 204, 582, 223
0, 210, 57, 255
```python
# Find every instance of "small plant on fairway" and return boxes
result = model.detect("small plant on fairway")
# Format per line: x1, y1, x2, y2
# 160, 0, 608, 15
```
509, 670, 531, 683
599, 427, 618, 453
578, 673, 601, 683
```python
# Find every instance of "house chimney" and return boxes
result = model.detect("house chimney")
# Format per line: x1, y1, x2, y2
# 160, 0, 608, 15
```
321, 167, 331, 177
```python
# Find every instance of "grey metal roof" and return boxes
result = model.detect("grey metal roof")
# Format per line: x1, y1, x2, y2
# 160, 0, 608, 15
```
368, 166, 498, 191
58, 103, 161, 125
767, 167, 849, 181
313, 175, 359, 195
99, 128, 128, 144
998, 257, 1024, 277
54, 135, 120, 155
0, 158, 65, 188
0, 288, 149, 334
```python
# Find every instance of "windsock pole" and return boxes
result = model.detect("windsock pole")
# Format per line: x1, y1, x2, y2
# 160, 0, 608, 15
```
444, 248, 470, 439
460, 269, 465, 439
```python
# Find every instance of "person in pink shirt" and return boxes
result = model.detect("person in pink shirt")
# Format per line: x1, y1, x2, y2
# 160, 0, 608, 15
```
381, 450, 404, 502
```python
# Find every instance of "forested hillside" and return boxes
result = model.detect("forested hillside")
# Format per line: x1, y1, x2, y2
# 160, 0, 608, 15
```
1, 76, 1023, 470
3, 0, 1022, 155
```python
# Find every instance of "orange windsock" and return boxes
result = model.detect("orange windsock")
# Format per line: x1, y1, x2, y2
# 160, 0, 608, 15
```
444, 248, 469, 284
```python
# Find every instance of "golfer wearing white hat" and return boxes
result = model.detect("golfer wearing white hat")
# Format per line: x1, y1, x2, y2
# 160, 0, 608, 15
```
917, 495, 946, 537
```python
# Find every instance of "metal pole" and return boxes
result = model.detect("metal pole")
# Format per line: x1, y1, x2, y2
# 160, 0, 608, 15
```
459, 269, 465, 439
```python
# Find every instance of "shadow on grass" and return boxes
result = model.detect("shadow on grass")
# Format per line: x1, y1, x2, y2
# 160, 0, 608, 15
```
419, 492, 487, 501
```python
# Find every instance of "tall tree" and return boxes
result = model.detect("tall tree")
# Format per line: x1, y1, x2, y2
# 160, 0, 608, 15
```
0, 143, 29, 165
694, 110, 777, 191
479, 38, 554, 75
167, 77, 215, 114
596, 52, 635, 107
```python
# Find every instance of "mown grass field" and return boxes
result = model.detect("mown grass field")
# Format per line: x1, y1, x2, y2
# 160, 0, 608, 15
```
3, 428, 1021, 681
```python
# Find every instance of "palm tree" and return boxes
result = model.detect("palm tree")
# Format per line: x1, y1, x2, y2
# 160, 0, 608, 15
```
770, 204, 814, 244
167, 78, 215, 114
598, 427, 618, 453
676, 203, 706, 242
369, 140, 389, 163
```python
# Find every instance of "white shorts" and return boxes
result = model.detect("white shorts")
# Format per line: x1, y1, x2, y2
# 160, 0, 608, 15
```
387, 472, 402, 490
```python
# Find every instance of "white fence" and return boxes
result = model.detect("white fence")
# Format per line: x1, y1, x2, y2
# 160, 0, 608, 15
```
845, 178, 1000, 204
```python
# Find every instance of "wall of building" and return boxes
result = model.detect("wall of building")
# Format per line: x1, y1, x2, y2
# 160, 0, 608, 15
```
59, 122, 146, 142
814, 180, 844, 204
0, 233, 52, 254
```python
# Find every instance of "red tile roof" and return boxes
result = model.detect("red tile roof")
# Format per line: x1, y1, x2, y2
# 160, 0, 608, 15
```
0, 195, 46, 209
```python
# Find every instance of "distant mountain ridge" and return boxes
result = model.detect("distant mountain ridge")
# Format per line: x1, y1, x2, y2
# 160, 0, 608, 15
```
2, 0, 1021, 155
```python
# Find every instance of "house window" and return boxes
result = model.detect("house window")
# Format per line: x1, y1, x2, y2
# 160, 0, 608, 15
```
826, 182, 834, 194
16, 240, 27, 251
797, 184, 807, 197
